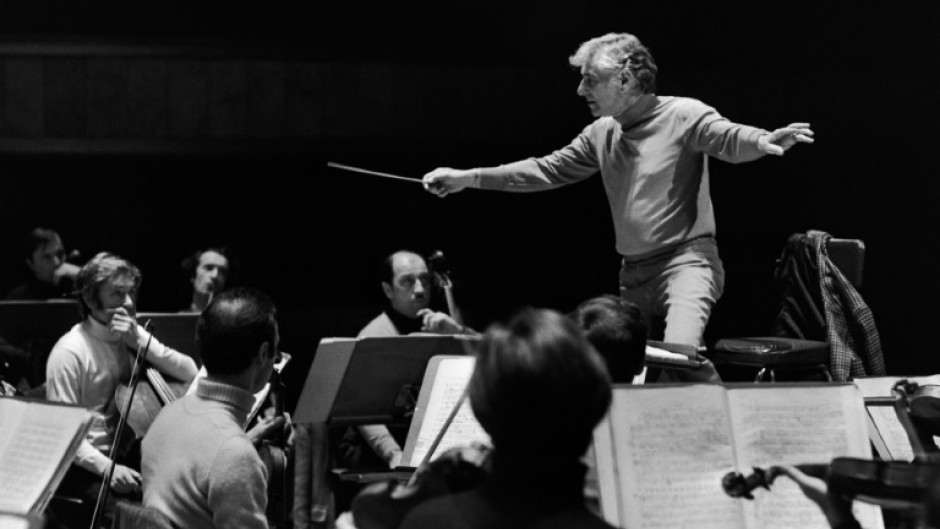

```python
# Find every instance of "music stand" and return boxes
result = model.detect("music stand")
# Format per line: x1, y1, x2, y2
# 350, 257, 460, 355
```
135, 312, 200, 365
293, 334, 477, 426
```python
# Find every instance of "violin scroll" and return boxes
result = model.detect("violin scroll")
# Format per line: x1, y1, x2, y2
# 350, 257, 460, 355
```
722, 467, 782, 499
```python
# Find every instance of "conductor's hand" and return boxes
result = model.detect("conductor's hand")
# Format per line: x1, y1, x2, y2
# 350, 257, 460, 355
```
778, 465, 855, 528
422, 168, 476, 197
110, 464, 142, 494
417, 309, 464, 334
110, 307, 141, 349
758, 122, 815, 155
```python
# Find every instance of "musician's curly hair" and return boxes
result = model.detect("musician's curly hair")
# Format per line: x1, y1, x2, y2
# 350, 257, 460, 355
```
569, 32, 658, 94
469, 309, 611, 461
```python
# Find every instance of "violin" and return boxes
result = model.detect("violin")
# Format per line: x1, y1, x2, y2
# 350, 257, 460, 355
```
253, 359, 291, 529
722, 457, 940, 508
428, 250, 463, 326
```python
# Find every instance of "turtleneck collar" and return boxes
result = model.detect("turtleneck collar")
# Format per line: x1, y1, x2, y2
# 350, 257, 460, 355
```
614, 92, 657, 130
385, 308, 424, 335
195, 378, 256, 421
83, 316, 122, 343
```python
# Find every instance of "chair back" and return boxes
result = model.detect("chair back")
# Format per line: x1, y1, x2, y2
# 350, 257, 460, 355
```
827, 238, 865, 290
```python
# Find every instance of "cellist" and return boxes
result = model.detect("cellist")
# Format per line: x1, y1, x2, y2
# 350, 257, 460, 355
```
45, 252, 198, 528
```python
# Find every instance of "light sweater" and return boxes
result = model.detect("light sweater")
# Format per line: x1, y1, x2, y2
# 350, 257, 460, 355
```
45, 318, 198, 475
142, 378, 268, 529
479, 94, 768, 258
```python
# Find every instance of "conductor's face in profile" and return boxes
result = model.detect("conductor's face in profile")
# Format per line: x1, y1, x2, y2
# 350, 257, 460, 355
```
382, 252, 432, 319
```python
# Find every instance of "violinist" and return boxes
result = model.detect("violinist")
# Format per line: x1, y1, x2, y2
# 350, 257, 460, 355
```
142, 287, 280, 529
779, 464, 940, 529
397, 308, 616, 529
45, 252, 198, 528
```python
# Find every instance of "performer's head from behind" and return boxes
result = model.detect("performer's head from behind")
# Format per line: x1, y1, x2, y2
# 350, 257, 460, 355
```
22, 227, 67, 284
381, 250, 432, 319
571, 295, 647, 383
570, 32, 658, 117
469, 308, 611, 463
75, 252, 142, 321
197, 287, 279, 393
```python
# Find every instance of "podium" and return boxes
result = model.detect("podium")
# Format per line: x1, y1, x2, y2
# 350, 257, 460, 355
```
293, 334, 477, 426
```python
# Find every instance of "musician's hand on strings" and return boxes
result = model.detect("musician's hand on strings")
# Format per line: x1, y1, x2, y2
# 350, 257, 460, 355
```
417, 309, 463, 334
778, 466, 855, 528
110, 464, 142, 494
248, 415, 287, 446
422, 168, 477, 197
110, 307, 141, 349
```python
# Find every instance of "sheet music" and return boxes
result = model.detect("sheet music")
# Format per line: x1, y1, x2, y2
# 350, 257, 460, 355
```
609, 385, 745, 529
0, 514, 30, 529
0, 401, 90, 513
405, 357, 490, 467
727, 385, 882, 529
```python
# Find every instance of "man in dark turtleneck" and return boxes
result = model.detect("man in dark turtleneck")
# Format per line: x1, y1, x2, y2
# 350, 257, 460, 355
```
352, 250, 472, 469
358, 250, 467, 338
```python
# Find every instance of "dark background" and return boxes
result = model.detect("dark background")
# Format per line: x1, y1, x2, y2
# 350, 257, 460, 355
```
1, 2, 937, 375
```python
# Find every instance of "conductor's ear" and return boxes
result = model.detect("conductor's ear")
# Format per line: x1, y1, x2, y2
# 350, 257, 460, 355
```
382, 282, 393, 300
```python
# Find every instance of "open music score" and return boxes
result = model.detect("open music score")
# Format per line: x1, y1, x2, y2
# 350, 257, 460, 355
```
400, 356, 490, 468
593, 383, 883, 529
0, 398, 93, 515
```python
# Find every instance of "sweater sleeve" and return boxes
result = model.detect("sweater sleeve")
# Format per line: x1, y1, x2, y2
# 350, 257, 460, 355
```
208, 437, 269, 529
135, 325, 198, 383
683, 100, 768, 164
479, 124, 600, 191
45, 344, 112, 475
357, 424, 403, 467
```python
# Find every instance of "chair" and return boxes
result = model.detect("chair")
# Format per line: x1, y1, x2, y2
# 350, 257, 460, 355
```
708, 235, 865, 383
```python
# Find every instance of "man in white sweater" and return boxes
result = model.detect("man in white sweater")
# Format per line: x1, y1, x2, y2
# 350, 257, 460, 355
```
142, 287, 281, 529
46, 252, 198, 527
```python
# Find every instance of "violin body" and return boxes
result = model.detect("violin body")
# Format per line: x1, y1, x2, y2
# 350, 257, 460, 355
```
723, 458, 940, 508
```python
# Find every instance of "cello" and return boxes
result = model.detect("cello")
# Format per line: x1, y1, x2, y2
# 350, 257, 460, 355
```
428, 250, 463, 326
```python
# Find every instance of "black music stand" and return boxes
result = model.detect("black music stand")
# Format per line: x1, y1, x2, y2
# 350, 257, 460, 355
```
135, 312, 200, 365
293, 334, 477, 426
0, 301, 83, 388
